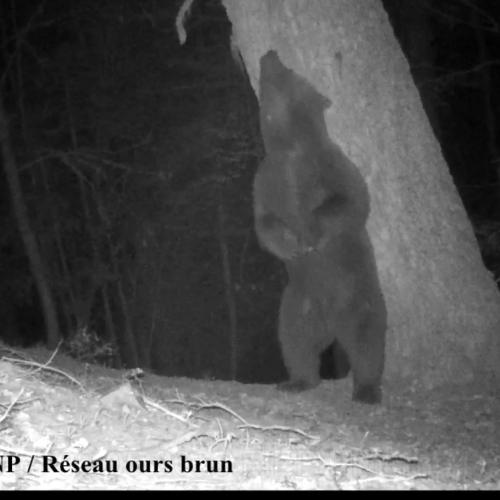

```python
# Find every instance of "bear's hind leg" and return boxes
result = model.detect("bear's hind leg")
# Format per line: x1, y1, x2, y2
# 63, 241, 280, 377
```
278, 286, 321, 392
338, 309, 385, 404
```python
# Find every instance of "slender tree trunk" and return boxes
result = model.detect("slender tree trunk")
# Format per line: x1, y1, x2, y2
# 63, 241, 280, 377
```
472, 11, 499, 204
11, 0, 28, 145
40, 163, 74, 333
101, 284, 119, 363
217, 202, 238, 380
222, 0, 500, 388
0, 96, 60, 348
102, 229, 138, 368
129, 229, 156, 370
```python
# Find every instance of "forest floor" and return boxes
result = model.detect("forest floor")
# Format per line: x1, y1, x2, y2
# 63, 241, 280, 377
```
0, 342, 499, 491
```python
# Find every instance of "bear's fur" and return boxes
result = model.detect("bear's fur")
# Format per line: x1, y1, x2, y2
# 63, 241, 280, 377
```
253, 50, 387, 404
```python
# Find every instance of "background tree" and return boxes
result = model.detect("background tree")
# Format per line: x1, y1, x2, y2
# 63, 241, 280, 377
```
2, 0, 500, 388
222, 0, 500, 387
0, 93, 60, 348
0, 0, 284, 380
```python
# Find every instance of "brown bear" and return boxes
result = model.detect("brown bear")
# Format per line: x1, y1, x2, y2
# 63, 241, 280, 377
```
253, 50, 387, 404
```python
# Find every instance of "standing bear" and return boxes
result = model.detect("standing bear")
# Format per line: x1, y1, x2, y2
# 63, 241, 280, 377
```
253, 50, 387, 404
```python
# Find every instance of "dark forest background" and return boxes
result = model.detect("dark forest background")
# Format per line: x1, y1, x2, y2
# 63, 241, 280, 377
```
1, 0, 499, 384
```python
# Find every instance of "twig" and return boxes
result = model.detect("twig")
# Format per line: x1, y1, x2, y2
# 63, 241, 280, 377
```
192, 397, 317, 440
143, 397, 194, 425
0, 443, 50, 457
175, 0, 195, 44
365, 451, 419, 464
164, 430, 203, 451
0, 388, 24, 425
210, 419, 236, 453
239, 423, 319, 441
2, 356, 84, 390
193, 398, 250, 426
340, 473, 429, 488
267, 453, 429, 482
0, 346, 32, 360
29, 340, 62, 375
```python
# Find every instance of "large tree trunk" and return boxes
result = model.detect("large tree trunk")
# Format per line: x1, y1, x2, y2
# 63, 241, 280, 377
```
222, 0, 500, 388
0, 95, 60, 348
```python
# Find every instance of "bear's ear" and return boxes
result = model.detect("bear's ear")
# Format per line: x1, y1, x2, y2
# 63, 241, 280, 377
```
260, 50, 286, 78
260, 50, 292, 93
261, 50, 280, 67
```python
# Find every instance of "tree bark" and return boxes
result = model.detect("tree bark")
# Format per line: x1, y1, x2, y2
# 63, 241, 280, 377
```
222, 0, 500, 388
217, 202, 239, 380
0, 96, 60, 348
